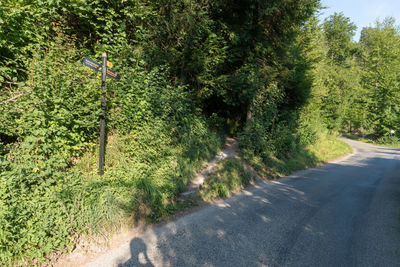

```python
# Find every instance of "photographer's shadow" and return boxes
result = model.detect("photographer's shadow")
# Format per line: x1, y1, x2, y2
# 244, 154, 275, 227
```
118, 238, 154, 267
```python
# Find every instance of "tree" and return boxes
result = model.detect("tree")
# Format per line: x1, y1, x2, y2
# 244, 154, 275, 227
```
323, 12, 357, 64
360, 18, 400, 137
306, 13, 362, 132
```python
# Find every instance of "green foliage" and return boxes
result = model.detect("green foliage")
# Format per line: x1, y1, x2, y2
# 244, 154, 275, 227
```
360, 18, 400, 137
323, 12, 357, 63
343, 133, 400, 148
0, 1, 53, 83
243, 133, 352, 179
315, 61, 362, 131
377, 135, 400, 145
139, 0, 320, 129
239, 13, 320, 162
0, 36, 225, 264
301, 13, 399, 139
200, 158, 254, 200
240, 82, 288, 158
315, 15, 400, 138
0, 0, 155, 84
3, 0, 385, 265
0, 40, 100, 264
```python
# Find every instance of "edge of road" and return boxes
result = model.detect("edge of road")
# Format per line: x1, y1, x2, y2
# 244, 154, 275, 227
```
78, 138, 361, 267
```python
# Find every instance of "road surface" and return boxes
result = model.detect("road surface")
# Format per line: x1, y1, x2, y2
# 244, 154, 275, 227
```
86, 138, 400, 267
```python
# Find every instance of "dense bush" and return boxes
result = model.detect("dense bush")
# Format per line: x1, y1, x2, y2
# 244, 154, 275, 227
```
5, 0, 398, 265
0, 39, 224, 264
0, 39, 99, 264
0, 2, 323, 262
377, 135, 400, 145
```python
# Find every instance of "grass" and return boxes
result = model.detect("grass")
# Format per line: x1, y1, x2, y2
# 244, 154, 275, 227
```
343, 134, 400, 148
200, 134, 353, 201
306, 135, 353, 162
246, 134, 352, 178
200, 157, 255, 200
39, 126, 225, 265
76, 128, 226, 223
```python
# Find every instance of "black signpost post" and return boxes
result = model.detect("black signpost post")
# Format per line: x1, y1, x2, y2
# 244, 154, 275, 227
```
99, 53, 107, 176
83, 53, 120, 176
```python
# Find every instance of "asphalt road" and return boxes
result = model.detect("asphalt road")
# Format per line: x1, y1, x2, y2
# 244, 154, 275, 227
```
86, 138, 400, 267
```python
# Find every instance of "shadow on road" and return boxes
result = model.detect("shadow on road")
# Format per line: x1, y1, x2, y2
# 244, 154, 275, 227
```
116, 151, 400, 267
118, 238, 154, 267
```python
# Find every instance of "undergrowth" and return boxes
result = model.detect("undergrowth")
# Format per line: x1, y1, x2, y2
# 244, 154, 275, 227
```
201, 134, 352, 201
343, 134, 400, 148
200, 158, 254, 200
243, 133, 352, 178
0, 41, 225, 265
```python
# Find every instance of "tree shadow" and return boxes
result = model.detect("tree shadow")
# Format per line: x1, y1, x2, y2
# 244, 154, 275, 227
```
117, 150, 400, 267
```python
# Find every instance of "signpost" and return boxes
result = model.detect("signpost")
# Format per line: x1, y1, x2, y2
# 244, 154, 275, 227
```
83, 54, 120, 176
83, 57, 120, 81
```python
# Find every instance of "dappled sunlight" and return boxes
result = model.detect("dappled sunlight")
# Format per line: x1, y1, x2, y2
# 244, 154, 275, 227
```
83, 138, 400, 267
304, 224, 325, 236
216, 202, 232, 209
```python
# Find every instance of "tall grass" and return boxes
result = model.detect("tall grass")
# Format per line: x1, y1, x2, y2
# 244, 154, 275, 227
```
201, 134, 352, 201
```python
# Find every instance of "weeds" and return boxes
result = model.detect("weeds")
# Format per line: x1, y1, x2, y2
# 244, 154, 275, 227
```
200, 158, 254, 200
201, 134, 352, 201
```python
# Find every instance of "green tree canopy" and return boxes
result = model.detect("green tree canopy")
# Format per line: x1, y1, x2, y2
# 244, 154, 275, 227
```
360, 17, 400, 136
323, 12, 357, 64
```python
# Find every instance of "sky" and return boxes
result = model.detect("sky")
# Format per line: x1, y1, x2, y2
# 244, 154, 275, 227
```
319, 0, 400, 41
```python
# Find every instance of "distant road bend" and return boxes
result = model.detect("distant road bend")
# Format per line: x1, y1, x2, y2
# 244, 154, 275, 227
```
86, 138, 400, 267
